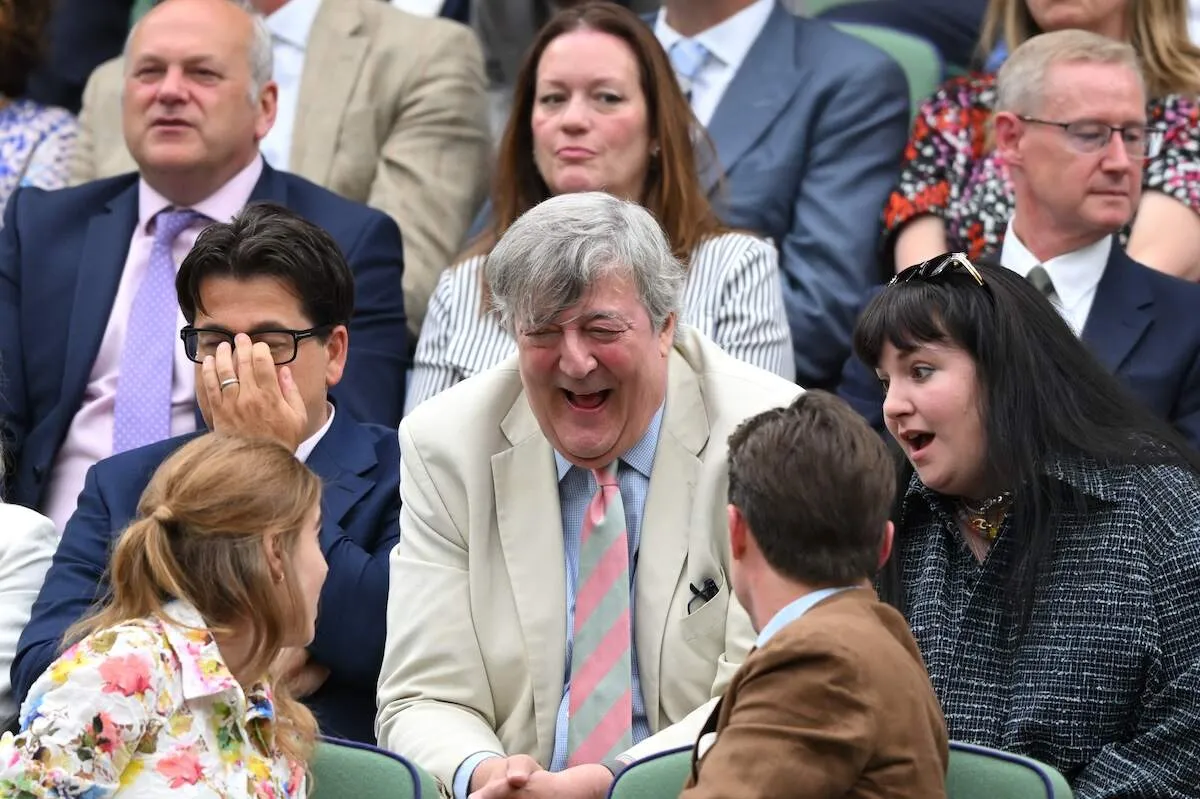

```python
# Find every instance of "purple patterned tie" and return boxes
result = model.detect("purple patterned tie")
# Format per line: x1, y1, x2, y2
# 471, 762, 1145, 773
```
112, 208, 205, 454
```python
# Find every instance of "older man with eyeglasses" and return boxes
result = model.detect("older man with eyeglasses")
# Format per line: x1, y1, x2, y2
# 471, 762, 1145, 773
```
838, 28, 1200, 451
12, 202, 401, 746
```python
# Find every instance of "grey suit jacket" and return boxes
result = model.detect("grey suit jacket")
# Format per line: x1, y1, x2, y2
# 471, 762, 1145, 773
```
702, 3, 910, 389
377, 325, 802, 785
69, 0, 491, 335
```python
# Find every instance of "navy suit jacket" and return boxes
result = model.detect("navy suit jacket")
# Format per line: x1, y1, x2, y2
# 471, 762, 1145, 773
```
837, 246, 1200, 449
700, 3, 910, 389
11, 407, 401, 745
0, 162, 407, 509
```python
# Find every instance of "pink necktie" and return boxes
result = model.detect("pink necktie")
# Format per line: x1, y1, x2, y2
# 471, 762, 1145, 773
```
567, 461, 634, 766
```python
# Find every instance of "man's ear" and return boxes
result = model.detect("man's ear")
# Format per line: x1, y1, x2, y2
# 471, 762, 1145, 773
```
877, 520, 895, 570
728, 504, 748, 560
993, 111, 1024, 166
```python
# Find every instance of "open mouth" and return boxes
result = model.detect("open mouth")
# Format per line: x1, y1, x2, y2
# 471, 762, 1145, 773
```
564, 389, 611, 411
902, 431, 935, 456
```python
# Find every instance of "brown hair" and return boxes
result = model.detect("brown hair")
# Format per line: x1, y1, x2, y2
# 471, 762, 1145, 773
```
727, 391, 897, 585
0, 0, 53, 97
977, 0, 1200, 96
67, 433, 322, 766
468, 1, 724, 284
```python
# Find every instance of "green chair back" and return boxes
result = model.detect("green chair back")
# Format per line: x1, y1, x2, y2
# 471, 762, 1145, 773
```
799, 0, 863, 16
309, 737, 440, 799
948, 741, 1074, 799
130, 0, 155, 28
606, 746, 692, 799
831, 22, 942, 122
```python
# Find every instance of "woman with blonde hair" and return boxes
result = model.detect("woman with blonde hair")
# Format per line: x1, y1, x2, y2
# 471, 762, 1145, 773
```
406, 1, 794, 414
0, 434, 327, 797
885, 0, 1200, 280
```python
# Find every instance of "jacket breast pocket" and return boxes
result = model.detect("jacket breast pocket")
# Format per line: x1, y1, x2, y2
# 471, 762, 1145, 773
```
679, 572, 729, 644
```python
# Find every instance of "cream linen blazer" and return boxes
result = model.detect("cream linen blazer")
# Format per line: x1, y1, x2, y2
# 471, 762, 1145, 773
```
67, 0, 490, 334
377, 326, 803, 785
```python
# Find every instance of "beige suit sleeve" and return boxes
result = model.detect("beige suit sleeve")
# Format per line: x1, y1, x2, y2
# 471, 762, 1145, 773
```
67, 67, 103, 186
368, 23, 491, 334
0, 507, 58, 723
376, 423, 505, 786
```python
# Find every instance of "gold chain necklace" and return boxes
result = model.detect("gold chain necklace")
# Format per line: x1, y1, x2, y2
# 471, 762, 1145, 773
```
957, 493, 1013, 542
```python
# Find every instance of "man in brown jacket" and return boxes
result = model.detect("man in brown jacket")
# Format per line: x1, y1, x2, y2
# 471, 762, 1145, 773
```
680, 391, 948, 799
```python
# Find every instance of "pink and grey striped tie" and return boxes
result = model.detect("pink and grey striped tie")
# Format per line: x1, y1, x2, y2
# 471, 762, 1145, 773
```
567, 461, 634, 766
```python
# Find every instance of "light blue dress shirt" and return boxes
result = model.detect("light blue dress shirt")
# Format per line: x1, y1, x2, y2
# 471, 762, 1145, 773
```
452, 407, 665, 799
755, 586, 860, 648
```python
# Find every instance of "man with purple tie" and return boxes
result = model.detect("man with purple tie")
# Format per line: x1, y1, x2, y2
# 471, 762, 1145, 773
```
0, 0, 407, 526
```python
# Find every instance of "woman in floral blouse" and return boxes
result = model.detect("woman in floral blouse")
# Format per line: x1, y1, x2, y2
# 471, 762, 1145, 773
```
0, 433, 329, 798
885, 0, 1200, 281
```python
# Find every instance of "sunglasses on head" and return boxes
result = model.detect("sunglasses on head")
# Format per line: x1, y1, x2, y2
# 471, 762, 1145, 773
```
890, 252, 986, 288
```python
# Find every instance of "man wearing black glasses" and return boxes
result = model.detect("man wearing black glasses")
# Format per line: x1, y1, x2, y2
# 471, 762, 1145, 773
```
11, 202, 401, 746
840, 29, 1200, 451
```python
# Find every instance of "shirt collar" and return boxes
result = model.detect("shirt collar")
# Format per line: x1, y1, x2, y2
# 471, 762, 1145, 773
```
295, 402, 335, 464
999, 219, 1111, 311
265, 0, 322, 50
755, 587, 862, 647
555, 403, 665, 482
157, 599, 272, 713
653, 0, 774, 72
137, 154, 264, 233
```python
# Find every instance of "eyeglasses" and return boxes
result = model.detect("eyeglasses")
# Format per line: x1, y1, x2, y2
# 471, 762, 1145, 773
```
1019, 116, 1162, 160
890, 252, 985, 287
180, 325, 333, 366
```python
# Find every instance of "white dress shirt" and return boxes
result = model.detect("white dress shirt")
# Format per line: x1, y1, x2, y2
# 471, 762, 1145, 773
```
999, 219, 1111, 337
653, 0, 774, 127
295, 402, 336, 464
260, 0, 323, 171
389, 0, 444, 15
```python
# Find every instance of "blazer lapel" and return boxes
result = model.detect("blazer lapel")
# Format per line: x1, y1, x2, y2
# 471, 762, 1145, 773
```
1081, 246, 1153, 374
61, 183, 140, 412
289, 0, 368, 185
492, 396, 568, 758
636, 349, 706, 729
702, 3, 803, 194
304, 406, 376, 532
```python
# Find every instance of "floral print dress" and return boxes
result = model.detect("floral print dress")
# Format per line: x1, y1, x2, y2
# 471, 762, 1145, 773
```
882, 73, 1200, 260
0, 600, 306, 798
0, 99, 77, 221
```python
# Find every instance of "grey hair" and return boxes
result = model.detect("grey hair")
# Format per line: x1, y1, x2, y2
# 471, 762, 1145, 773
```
123, 0, 274, 104
996, 29, 1144, 115
486, 192, 685, 334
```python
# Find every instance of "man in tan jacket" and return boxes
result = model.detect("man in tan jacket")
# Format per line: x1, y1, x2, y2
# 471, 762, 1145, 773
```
69, 0, 490, 336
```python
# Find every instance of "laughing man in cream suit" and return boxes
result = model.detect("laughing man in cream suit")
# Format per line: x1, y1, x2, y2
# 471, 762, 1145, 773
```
377, 192, 802, 799
68, 0, 490, 335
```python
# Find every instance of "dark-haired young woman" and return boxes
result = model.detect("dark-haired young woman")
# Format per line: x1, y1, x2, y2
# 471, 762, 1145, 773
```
856, 253, 1200, 798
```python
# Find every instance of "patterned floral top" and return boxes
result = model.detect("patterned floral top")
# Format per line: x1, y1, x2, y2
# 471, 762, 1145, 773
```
883, 73, 1200, 260
0, 600, 307, 798
0, 99, 77, 221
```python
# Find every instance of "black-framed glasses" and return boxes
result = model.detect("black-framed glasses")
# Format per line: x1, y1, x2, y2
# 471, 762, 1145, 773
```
890, 252, 985, 287
1019, 116, 1162, 160
180, 325, 333, 366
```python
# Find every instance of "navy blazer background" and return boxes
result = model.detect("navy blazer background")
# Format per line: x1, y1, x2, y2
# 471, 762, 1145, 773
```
0, 162, 408, 509
11, 408, 401, 745
837, 246, 1200, 449
697, 3, 910, 389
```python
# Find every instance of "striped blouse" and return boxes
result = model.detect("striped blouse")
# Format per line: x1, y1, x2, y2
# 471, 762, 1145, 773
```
406, 231, 794, 414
